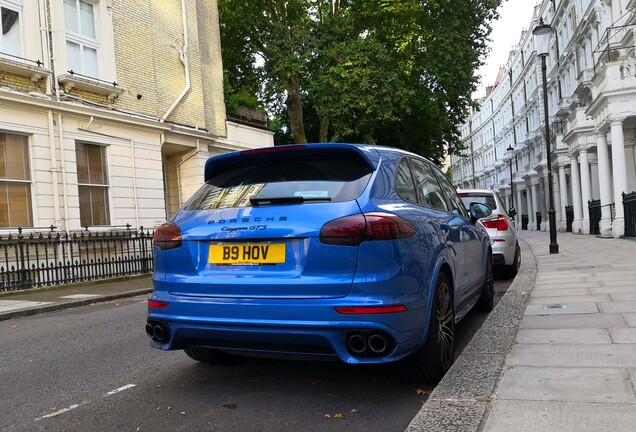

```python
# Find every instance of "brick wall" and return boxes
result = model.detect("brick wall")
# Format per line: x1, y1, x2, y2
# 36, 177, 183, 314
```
111, 0, 224, 132
0, 72, 46, 94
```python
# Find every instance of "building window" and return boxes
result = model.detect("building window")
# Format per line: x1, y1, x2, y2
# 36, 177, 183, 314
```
0, 2, 21, 57
64, 0, 98, 78
0, 132, 32, 228
76, 143, 110, 226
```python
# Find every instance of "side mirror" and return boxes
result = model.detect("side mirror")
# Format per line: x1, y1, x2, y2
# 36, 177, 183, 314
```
508, 207, 517, 218
469, 202, 493, 224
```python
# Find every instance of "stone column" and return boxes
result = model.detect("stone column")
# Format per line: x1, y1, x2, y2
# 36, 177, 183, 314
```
554, 167, 563, 230
611, 119, 627, 237
531, 182, 539, 231
526, 186, 534, 231
579, 149, 592, 234
571, 155, 583, 233
559, 164, 569, 231
596, 132, 613, 236
542, 175, 550, 232
516, 185, 523, 227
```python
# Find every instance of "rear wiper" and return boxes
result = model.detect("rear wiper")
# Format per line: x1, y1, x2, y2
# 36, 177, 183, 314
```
249, 196, 332, 206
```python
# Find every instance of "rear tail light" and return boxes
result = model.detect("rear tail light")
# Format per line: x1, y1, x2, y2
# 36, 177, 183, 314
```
481, 214, 509, 231
148, 300, 169, 309
153, 221, 182, 250
320, 212, 416, 246
335, 305, 407, 314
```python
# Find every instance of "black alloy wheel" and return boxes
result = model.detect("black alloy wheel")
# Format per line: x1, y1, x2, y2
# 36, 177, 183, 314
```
403, 272, 455, 383
477, 251, 495, 311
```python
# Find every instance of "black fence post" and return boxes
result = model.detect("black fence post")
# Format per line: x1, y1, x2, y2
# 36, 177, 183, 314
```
624, 192, 636, 238
17, 228, 28, 289
565, 205, 574, 232
588, 199, 601, 235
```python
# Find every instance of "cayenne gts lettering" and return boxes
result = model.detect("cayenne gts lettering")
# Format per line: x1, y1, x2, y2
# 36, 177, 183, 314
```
220, 225, 268, 232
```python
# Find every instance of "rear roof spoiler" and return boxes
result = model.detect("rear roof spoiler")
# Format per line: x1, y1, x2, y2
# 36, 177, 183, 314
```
203, 143, 381, 182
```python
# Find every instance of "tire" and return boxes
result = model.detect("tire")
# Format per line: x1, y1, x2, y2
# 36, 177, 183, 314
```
184, 347, 237, 365
477, 251, 495, 311
403, 272, 455, 383
502, 244, 521, 280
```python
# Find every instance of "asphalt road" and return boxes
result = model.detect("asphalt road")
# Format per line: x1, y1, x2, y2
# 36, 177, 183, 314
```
1, 277, 512, 432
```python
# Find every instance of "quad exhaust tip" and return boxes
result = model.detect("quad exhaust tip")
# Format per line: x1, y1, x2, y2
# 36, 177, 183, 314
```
346, 331, 394, 357
145, 321, 169, 343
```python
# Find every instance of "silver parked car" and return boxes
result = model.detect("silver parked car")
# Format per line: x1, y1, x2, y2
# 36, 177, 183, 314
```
458, 189, 521, 279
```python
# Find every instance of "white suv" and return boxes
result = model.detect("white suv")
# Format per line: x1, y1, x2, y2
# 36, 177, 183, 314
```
458, 189, 521, 279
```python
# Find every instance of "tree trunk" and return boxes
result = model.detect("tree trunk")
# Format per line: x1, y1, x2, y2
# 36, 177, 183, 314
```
319, 116, 329, 142
286, 77, 307, 144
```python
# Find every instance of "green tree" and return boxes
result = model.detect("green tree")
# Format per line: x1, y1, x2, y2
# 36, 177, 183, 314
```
219, 0, 502, 161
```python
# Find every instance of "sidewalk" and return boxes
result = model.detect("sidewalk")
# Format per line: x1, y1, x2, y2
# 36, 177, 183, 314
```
0, 275, 152, 321
408, 230, 636, 432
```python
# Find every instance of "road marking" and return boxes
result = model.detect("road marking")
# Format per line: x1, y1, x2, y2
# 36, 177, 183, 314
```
36, 401, 89, 421
35, 384, 136, 421
104, 384, 136, 397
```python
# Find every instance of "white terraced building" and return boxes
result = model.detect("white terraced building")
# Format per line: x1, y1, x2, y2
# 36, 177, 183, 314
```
451, 0, 636, 238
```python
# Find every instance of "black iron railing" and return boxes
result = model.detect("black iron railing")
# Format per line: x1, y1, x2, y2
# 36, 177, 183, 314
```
535, 212, 542, 231
0, 225, 153, 292
589, 199, 601, 235
565, 205, 574, 232
521, 214, 528, 230
624, 191, 636, 238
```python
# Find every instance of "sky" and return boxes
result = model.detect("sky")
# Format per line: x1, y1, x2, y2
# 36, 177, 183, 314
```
474, 0, 539, 98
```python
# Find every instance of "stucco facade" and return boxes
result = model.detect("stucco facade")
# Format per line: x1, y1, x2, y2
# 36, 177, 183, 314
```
452, 0, 636, 238
0, 0, 273, 232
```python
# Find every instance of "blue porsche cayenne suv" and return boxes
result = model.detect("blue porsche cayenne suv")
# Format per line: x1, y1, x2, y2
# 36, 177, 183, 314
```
147, 143, 494, 382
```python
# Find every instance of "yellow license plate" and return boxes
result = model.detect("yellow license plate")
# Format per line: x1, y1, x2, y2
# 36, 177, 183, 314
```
208, 243, 286, 265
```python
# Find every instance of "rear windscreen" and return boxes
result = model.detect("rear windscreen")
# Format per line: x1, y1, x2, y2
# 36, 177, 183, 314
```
459, 194, 498, 210
182, 158, 373, 210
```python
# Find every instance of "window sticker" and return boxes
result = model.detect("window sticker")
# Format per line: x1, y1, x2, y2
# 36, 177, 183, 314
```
294, 191, 329, 198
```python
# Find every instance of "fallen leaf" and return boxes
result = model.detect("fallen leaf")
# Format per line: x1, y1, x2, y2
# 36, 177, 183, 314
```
416, 389, 430, 396
334, 413, 344, 419
180, 412, 186, 415
350, 408, 359, 413
11, 325, 17, 329
324, 414, 331, 418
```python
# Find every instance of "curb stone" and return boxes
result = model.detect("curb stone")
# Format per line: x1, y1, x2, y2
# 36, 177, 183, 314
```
405, 239, 537, 432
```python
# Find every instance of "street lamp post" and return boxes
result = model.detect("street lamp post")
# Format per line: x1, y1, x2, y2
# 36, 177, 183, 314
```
533, 19, 559, 254
506, 145, 515, 211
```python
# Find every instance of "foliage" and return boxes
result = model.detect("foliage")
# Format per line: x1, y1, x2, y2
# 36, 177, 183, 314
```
219, 0, 502, 164
224, 75, 262, 112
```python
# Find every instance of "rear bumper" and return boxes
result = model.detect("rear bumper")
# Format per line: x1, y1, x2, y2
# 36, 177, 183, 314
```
146, 292, 428, 364
491, 237, 517, 266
